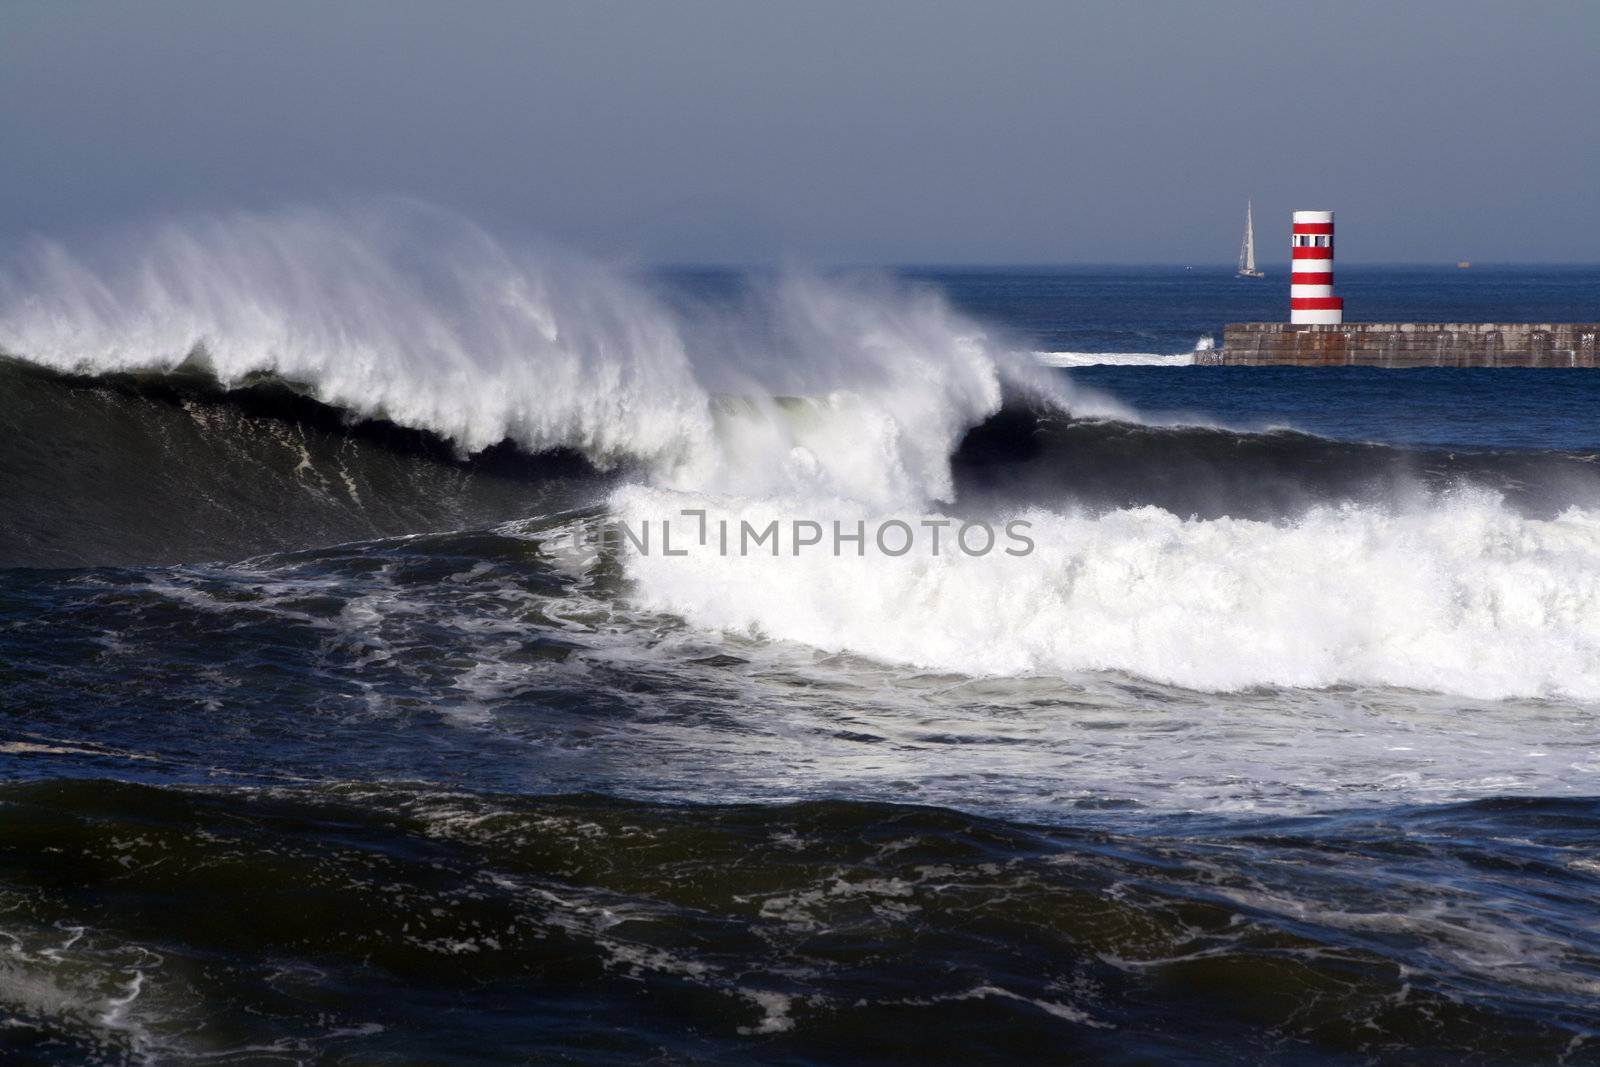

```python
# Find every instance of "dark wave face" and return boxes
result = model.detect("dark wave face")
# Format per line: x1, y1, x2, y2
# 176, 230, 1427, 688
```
0, 358, 604, 568
953, 402, 1600, 521
1, 780, 1596, 1066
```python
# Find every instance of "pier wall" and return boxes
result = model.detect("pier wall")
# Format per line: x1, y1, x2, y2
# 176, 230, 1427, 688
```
1211, 323, 1600, 367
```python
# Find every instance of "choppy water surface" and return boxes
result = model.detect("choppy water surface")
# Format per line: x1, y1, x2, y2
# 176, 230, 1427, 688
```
2, 212, 1599, 1063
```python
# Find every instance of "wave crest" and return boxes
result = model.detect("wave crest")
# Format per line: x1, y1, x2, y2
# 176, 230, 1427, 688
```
0, 203, 1059, 508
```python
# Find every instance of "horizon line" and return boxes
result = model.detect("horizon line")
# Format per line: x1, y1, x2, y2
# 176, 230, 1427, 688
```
647, 260, 1600, 271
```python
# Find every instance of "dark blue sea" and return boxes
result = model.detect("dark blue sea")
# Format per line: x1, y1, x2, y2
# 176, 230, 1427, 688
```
921, 264, 1600, 450
2, 212, 1599, 1065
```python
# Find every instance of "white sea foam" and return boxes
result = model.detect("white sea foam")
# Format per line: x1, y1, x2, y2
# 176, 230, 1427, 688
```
1033, 350, 1194, 368
1034, 335, 1208, 367
616, 486, 1600, 700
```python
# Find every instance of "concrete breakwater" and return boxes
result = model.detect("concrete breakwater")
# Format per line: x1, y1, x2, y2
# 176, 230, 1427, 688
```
1210, 323, 1600, 367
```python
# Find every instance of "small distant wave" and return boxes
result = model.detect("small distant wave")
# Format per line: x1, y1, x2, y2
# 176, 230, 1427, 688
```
1033, 351, 1195, 368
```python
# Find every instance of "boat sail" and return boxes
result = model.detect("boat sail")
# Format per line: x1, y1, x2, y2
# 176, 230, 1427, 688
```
1237, 199, 1265, 278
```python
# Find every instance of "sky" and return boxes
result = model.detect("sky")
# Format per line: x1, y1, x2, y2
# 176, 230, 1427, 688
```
3, 0, 1597, 264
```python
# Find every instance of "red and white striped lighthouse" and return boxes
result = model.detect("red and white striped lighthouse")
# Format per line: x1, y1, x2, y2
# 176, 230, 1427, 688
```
1290, 210, 1342, 324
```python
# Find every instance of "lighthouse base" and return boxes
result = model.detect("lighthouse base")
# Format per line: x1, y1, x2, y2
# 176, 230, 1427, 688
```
1207, 323, 1600, 367
1289, 309, 1344, 325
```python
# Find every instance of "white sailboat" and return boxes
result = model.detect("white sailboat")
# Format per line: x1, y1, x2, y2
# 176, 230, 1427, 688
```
1237, 199, 1265, 278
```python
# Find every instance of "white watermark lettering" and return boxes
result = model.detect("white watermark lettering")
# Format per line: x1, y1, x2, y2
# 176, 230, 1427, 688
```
542, 510, 1037, 561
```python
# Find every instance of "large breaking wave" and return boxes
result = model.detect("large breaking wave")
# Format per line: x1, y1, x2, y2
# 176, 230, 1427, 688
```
0, 203, 1083, 509
4, 204, 1600, 700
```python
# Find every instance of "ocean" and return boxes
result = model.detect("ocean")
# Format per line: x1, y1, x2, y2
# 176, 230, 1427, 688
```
2, 209, 1599, 1064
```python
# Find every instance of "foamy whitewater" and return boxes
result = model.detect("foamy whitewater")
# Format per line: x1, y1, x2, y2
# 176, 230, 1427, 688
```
1034, 350, 1196, 367
616, 488, 1600, 699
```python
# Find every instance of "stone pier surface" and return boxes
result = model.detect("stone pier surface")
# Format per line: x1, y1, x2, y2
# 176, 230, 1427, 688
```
1210, 323, 1600, 367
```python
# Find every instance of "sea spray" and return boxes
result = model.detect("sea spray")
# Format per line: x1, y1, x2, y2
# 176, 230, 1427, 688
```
0, 204, 716, 472
0, 203, 1080, 509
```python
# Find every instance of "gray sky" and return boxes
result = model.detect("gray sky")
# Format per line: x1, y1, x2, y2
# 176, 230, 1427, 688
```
3, 0, 1596, 264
